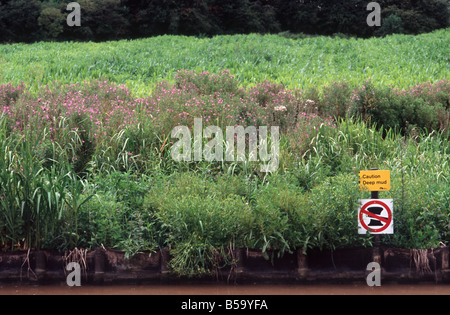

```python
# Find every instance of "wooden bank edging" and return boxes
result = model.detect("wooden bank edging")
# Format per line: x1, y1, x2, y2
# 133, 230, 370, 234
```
0, 246, 449, 284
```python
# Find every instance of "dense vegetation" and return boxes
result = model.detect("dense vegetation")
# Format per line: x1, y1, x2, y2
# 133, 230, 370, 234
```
0, 0, 448, 43
0, 30, 449, 277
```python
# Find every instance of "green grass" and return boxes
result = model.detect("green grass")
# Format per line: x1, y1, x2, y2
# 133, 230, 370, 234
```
0, 29, 449, 97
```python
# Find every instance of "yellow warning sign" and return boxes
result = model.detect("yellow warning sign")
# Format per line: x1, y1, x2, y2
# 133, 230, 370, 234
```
359, 170, 391, 191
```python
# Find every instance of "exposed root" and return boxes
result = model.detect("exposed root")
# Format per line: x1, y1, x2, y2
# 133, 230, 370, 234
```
63, 248, 88, 279
411, 249, 432, 275
226, 240, 237, 284
20, 249, 37, 281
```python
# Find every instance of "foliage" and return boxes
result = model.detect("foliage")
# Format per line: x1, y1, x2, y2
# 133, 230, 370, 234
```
376, 14, 404, 37
63, 0, 130, 41
0, 48, 448, 278
0, 0, 448, 43
0, 0, 42, 43
144, 173, 253, 276
77, 172, 157, 258
0, 119, 93, 251
349, 79, 450, 134
308, 173, 370, 250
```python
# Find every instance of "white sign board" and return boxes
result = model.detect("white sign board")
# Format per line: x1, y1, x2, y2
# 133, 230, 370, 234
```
358, 199, 394, 235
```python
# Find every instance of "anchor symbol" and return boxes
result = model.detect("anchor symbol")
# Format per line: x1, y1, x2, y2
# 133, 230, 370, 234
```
367, 206, 387, 227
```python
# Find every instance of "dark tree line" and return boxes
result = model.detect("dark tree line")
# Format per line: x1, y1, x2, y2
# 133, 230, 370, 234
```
0, 0, 448, 43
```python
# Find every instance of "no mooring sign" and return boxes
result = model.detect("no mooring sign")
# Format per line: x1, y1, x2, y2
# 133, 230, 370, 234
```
358, 199, 393, 234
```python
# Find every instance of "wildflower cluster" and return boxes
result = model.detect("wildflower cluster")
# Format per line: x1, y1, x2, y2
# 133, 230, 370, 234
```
0, 71, 448, 168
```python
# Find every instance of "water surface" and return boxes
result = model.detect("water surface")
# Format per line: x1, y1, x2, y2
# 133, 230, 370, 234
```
1, 284, 449, 295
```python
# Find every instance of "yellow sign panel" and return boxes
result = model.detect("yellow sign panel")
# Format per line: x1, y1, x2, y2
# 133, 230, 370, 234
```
359, 170, 391, 191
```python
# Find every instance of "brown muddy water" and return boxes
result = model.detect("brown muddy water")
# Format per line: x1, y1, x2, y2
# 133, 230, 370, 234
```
1, 284, 449, 295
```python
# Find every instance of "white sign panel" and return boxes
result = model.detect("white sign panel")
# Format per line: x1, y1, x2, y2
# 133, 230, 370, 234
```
358, 199, 393, 235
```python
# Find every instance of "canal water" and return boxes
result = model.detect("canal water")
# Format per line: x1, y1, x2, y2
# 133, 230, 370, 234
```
1, 284, 449, 295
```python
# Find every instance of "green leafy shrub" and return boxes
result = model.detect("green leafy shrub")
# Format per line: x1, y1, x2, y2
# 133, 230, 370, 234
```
308, 173, 369, 250
320, 80, 353, 119
174, 69, 240, 96
91, 171, 151, 210
249, 174, 311, 258
78, 191, 157, 258
144, 173, 252, 276
77, 172, 157, 257
386, 175, 449, 249
350, 79, 449, 134
77, 192, 125, 249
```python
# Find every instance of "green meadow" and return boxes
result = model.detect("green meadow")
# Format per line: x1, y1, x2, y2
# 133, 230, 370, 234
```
1, 29, 449, 96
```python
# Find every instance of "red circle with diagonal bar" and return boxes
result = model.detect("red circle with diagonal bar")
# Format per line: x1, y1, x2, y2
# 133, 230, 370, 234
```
359, 200, 392, 233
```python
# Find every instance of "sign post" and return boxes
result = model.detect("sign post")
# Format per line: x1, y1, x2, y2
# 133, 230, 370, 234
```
358, 169, 393, 235
358, 168, 393, 280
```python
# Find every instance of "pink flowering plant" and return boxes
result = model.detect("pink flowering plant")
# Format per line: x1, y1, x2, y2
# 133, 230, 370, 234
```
0, 71, 448, 177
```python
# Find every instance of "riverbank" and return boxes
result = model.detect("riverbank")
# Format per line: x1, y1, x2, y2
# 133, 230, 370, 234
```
1, 247, 449, 285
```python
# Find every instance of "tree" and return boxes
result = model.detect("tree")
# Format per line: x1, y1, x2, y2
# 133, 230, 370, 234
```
38, 6, 65, 40
316, 0, 368, 36
62, 0, 130, 41
0, 0, 448, 42
209, 0, 278, 34
379, 0, 449, 34
0, 0, 42, 42
123, 0, 179, 37
376, 14, 404, 36
177, 0, 220, 35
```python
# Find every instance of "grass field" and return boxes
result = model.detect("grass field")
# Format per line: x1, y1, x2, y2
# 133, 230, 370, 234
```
0, 30, 448, 276
0, 29, 449, 96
